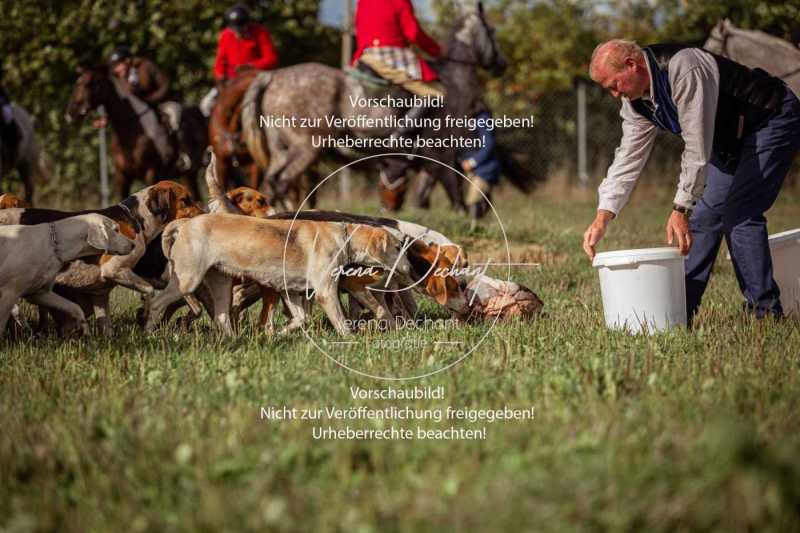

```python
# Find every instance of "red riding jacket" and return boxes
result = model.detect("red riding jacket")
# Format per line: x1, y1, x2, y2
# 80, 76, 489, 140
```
214, 23, 279, 81
353, 0, 442, 81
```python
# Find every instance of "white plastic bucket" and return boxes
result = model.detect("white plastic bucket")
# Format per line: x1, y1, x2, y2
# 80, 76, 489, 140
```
593, 247, 686, 334
769, 228, 800, 317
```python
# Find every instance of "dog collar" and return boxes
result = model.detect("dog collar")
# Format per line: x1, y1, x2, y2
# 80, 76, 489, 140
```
49, 223, 65, 263
118, 199, 144, 233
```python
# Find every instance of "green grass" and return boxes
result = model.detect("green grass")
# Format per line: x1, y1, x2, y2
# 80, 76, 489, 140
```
2, 184, 800, 532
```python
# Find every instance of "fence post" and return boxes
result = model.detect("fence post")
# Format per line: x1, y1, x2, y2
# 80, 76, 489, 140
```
577, 80, 589, 187
98, 106, 110, 205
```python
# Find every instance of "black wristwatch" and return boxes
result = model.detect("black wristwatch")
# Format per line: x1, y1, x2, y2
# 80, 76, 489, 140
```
672, 203, 693, 217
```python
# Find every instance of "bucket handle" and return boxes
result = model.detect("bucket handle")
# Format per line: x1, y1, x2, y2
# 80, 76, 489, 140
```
598, 257, 639, 268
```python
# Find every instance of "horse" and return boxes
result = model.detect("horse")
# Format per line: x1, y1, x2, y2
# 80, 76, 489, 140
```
0, 104, 47, 202
241, 1, 506, 212
209, 69, 261, 191
704, 19, 800, 97
66, 67, 207, 200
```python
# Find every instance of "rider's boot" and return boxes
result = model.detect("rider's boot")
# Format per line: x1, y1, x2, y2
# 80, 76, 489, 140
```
465, 172, 492, 219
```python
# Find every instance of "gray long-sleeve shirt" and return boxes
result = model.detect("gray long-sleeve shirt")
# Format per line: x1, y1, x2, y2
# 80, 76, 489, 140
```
597, 48, 720, 214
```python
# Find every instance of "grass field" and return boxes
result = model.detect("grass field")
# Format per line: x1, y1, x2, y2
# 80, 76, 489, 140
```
2, 182, 800, 532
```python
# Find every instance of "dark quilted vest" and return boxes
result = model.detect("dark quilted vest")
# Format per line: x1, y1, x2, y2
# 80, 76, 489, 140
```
631, 43, 786, 166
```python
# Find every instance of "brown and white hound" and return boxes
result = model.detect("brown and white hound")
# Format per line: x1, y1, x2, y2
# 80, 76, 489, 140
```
0, 181, 202, 332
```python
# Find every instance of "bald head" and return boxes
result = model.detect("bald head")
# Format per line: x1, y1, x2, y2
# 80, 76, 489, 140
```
589, 40, 644, 80
588, 39, 650, 100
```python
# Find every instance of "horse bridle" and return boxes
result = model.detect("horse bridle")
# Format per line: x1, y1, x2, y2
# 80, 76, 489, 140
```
443, 4, 500, 69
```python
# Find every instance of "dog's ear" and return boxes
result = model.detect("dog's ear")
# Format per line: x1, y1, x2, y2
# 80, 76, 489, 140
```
366, 230, 389, 259
229, 190, 245, 206
426, 274, 449, 305
445, 275, 461, 298
86, 219, 111, 251
146, 186, 175, 221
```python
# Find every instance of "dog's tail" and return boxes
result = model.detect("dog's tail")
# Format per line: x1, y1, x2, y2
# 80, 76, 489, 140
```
204, 152, 241, 214
241, 71, 273, 171
160, 218, 190, 277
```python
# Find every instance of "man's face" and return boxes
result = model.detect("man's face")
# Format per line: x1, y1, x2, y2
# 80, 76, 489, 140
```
593, 58, 650, 100
111, 60, 130, 80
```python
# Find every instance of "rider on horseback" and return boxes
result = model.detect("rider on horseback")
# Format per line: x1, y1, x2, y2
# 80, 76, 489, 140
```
108, 46, 170, 106
0, 67, 21, 164
201, 4, 279, 117
106, 45, 193, 171
353, 0, 445, 140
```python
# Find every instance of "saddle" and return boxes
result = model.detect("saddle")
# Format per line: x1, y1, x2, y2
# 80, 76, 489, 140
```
345, 62, 430, 142
347, 62, 410, 102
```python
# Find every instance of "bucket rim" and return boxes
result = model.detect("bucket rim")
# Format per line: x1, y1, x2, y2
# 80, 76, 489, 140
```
593, 247, 683, 268
769, 228, 800, 249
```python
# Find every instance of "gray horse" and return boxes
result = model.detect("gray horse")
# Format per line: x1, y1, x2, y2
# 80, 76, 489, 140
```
0, 104, 47, 202
241, 1, 506, 211
704, 19, 800, 97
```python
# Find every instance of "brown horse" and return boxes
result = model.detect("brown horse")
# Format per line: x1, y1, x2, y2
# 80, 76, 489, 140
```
209, 69, 262, 191
66, 66, 206, 199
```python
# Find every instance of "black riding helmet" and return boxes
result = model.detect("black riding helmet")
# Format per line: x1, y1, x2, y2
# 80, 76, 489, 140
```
108, 45, 133, 65
225, 5, 250, 30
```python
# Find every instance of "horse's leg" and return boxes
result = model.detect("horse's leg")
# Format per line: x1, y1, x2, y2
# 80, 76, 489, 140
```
305, 167, 322, 209
16, 161, 35, 203
258, 134, 290, 196
432, 164, 466, 212
248, 163, 262, 191
111, 146, 129, 200
274, 144, 320, 201
414, 168, 437, 209
115, 166, 131, 200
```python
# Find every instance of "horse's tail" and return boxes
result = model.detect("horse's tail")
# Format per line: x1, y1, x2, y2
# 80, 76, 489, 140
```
242, 71, 274, 170
496, 143, 545, 194
204, 152, 240, 214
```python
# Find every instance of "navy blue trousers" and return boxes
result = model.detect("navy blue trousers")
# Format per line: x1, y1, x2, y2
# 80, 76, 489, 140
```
686, 90, 800, 320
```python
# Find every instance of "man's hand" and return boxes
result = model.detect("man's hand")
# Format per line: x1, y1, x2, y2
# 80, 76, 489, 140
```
461, 158, 476, 172
583, 210, 615, 260
666, 210, 692, 255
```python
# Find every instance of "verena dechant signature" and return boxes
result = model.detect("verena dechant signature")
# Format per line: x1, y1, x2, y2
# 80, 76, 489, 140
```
300, 226, 491, 301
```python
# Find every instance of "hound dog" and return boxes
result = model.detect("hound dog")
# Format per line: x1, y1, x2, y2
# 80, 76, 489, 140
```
0, 214, 134, 337
1, 193, 31, 328
0, 193, 29, 210
146, 214, 412, 336
264, 211, 470, 321
149, 159, 276, 329
0, 181, 202, 331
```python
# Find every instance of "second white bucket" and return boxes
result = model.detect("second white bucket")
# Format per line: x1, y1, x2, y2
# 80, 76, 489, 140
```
593, 247, 686, 334
769, 228, 800, 317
